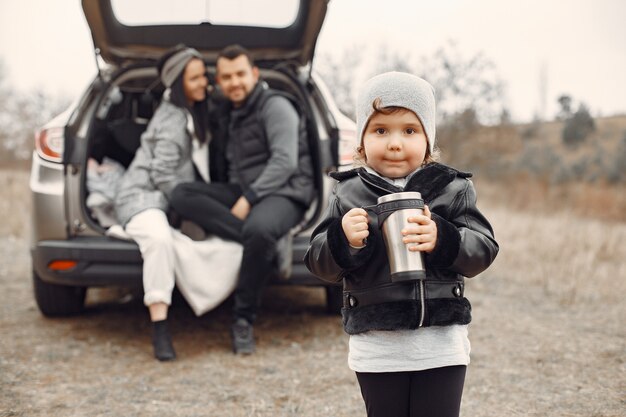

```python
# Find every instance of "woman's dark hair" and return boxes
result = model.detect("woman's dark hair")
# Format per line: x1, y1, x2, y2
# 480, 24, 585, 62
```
157, 45, 209, 143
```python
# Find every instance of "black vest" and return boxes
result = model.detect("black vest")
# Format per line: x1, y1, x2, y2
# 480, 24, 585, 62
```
224, 83, 315, 206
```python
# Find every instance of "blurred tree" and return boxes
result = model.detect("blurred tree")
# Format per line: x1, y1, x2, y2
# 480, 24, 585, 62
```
370, 47, 415, 77
0, 58, 70, 162
0, 59, 14, 161
521, 114, 542, 139
417, 40, 505, 126
562, 102, 595, 147
499, 108, 512, 125
315, 40, 506, 126
314, 46, 364, 119
436, 107, 481, 166
557, 94, 573, 120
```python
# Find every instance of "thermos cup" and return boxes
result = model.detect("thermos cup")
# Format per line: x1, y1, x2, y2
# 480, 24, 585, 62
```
371, 192, 426, 282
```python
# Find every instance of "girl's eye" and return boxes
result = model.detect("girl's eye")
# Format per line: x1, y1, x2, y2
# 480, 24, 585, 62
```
375, 128, 386, 135
405, 128, 416, 134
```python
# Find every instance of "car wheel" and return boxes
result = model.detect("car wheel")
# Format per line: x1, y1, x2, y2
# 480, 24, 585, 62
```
325, 285, 343, 315
33, 272, 87, 317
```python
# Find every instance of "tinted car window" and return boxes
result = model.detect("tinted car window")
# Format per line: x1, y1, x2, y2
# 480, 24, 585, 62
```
112, 0, 300, 27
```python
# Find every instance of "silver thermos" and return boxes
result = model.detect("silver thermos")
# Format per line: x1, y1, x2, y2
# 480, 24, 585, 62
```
374, 192, 426, 282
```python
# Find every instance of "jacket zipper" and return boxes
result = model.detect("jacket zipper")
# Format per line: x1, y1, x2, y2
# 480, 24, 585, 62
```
360, 172, 426, 326
418, 280, 425, 327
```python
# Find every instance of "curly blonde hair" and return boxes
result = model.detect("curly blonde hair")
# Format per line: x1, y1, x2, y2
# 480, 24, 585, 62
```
353, 98, 440, 167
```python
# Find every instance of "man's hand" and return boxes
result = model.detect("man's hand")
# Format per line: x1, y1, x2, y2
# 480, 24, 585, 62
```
341, 208, 369, 248
402, 205, 437, 253
231, 196, 251, 220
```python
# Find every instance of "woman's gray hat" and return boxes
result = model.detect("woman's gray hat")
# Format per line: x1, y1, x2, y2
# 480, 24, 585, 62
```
356, 71, 437, 153
160, 48, 203, 88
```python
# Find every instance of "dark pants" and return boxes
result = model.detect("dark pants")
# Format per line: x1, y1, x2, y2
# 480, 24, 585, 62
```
356, 365, 467, 417
170, 182, 305, 323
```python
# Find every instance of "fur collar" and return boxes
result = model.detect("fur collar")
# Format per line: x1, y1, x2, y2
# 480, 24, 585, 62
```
330, 163, 472, 202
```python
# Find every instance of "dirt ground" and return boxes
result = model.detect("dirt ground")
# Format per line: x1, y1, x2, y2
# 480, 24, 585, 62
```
0, 169, 624, 416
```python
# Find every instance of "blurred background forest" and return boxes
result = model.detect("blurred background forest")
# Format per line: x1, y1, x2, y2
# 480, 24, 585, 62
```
0, 59, 71, 165
314, 41, 626, 215
2, 41, 623, 219
317, 41, 626, 222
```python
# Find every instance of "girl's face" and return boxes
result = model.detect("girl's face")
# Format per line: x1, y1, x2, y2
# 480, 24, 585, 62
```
183, 58, 208, 104
362, 109, 428, 178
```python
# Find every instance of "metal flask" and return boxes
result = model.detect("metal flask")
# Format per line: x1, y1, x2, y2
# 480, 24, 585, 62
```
374, 192, 426, 282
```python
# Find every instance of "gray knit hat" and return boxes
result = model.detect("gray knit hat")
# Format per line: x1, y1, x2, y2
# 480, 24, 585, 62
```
160, 47, 203, 88
356, 71, 436, 153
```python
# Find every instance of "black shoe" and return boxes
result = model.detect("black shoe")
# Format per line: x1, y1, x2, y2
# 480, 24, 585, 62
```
180, 220, 206, 241
231, 318, 255, 355
152, 320, 176, 361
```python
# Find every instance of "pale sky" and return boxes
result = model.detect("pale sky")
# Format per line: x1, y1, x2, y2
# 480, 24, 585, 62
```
1, 0, 625, 122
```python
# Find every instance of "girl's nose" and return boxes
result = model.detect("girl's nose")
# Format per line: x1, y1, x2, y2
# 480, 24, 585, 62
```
387, 134, 402, 150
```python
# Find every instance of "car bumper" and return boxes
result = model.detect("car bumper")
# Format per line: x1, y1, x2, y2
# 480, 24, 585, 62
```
32, 237, 143, 287
32, 236, 327, 287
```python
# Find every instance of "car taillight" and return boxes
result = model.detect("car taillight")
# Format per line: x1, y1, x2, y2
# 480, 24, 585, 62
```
35, 126, 64, 163
338, 128, 357, 166
48, 260, 78, 271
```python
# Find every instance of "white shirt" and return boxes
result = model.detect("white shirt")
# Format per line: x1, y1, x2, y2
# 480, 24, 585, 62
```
348, 325, 470, 372
186, 111, 210, 183
192, 138, 209, 183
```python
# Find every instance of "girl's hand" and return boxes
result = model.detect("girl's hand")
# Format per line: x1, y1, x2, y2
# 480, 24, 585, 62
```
402, 205, 437, 253
341, 208, 369, 248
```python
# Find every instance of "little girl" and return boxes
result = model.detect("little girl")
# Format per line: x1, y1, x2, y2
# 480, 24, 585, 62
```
305, 72, 499, 417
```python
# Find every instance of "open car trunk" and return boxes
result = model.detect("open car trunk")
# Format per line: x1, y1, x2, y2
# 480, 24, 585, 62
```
82, 64, 325, 237
82, 0, 329, 67
78, 0, 332, 234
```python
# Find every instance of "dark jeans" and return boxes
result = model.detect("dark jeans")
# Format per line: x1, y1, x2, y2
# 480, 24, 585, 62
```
170, 182, 305, 323
356, 365, 467, 417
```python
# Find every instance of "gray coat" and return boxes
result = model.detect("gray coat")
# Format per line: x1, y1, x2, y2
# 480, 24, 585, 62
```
115, 100, 195, 226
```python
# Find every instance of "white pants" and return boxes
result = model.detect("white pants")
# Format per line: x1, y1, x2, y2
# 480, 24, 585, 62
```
125, 209, 176, 306
120, 208, 243, 315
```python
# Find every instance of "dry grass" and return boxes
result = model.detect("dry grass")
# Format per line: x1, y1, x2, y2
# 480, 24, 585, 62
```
440, 114, 626, 201
480, 197, 626, 306
1, 167, 625, 416
464, 201, 625, 416
476, 177, 626, 222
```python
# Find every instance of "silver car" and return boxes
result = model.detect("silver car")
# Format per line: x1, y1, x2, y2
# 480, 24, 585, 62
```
30, 0, 356, 316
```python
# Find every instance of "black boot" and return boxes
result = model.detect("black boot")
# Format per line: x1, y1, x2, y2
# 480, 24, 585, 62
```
152, 320, 176, 361
231, 317, 255, 355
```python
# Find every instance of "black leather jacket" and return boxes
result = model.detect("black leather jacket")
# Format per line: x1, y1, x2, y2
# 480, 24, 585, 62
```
304, 163, 499, 334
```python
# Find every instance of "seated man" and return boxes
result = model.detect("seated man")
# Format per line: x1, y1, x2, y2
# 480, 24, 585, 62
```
170, 44, 314, 354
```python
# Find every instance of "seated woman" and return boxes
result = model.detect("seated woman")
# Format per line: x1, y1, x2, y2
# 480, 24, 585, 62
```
115, 45, 211, 361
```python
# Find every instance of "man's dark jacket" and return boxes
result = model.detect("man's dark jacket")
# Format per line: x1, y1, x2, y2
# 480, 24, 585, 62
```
217, 82, 314, 207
